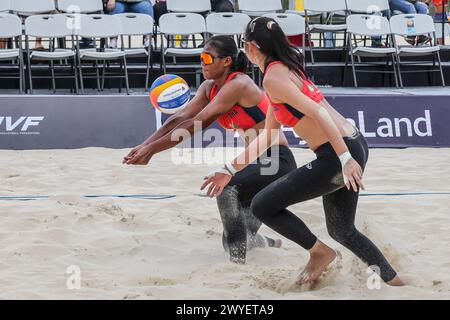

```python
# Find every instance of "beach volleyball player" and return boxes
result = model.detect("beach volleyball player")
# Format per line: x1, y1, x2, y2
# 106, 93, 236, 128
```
123, 35, 297, 264
202, 17, 404, 286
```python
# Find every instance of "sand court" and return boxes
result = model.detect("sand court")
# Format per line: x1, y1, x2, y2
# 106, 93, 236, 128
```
1, 147, 449, 299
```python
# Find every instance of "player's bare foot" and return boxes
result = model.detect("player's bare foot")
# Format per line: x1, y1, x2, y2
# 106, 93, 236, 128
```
298, 240, 337, 285
387, 276, 404, 286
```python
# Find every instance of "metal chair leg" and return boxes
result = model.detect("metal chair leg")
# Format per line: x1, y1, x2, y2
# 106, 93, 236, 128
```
71, 57, 78, 94
391, 54, 399, 89
308, 30, 315, 64
18, 57, 24, 94
50, 60, 56, 93
123, 56, 130, 95
349, 51, 358, 88
101, 59, 106, 91
118, 60, 123, 93
436, 52, 446, 87
342, 53, 349, 87
27, 55, 33, 94
342, 36, 351, 87
396, 55, 404, 88
145, 49, 151, 91
78, 58, 85, 94
95, 60, 101, 91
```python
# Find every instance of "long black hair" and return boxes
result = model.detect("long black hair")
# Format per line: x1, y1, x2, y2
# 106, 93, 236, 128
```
205, 35, 248, 73
244, 16, 307, 79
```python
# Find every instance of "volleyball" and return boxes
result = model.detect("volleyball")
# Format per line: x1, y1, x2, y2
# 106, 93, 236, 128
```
149, 74, 190, 114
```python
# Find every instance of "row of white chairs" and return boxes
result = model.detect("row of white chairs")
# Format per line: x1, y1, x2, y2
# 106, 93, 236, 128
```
4, 0, 444, 53
345, 14, 446, 88
157, 0, 446, 66
0, 0, 280, 16
0, 0, 103, 15
0, 10, 446, 93
289, 0, 394, 64
0, 11, 258, 94
158, 11, 446, 88
0, 13, 155, 94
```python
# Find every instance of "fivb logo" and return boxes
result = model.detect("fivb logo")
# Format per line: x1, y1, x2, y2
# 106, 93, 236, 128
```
0, 116, 44, 134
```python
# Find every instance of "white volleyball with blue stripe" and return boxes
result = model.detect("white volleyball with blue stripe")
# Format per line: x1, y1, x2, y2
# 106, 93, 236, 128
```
150, 74, 190, 114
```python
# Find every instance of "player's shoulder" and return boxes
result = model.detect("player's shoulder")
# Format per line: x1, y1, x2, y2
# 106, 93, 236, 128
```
198, 80, 215, 99
266, 62, 289, 79
227, 72, 254, 87
231, 73, 264, 96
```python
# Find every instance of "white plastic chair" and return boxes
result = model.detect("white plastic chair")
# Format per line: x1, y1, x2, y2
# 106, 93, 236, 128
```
346, 0, 391, 52
262, 13, 306, 36
25, 14, 78, 93
117, 13, 154, 91
166, 0, 211, 13
57, 0, 104, 13
303, 0, 348, 64
390, 14, 445, 87
75, 14, 129, 94
164, 0, 210, 60
345, 14, 398, 88
346, 0, 390, 15
206, 12, 251, 37
206, 12, 250, 49
206, 12, 254, 78
238, 0, 282, 16
159, 13, 206, 85
56, 1, 104, 63
0, 13, 24, 93
0, 0, 10, 13
11, 0, 55, 15
263, 13, 308, 67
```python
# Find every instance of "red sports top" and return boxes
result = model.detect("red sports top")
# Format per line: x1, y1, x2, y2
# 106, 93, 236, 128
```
265, 61, 324, 127
209, 72, 269, 131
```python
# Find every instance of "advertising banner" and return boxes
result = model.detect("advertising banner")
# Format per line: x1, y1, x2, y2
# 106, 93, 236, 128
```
1, 95, 449, 150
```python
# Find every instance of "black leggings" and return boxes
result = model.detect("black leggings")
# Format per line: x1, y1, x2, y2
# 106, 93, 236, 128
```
216, 145, 297, 264
250, 131, 397, 282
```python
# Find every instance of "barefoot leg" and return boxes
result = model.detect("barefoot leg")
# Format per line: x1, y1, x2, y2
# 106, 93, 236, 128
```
298, 240, 337, 285
387, 276, 404, 287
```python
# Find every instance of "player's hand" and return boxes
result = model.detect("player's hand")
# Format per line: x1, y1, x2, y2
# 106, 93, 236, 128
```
123, 145, 143, 164
343, 158, 365, 192
123, 144, 154, 165
200, 169, 233, 198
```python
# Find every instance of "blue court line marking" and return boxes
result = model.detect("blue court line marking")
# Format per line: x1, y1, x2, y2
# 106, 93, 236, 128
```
360, 192, 450, 197
0, 196, 50, 201
0, 194, 176, 201
84, 194, 176, 200
1, 193, 449, 201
